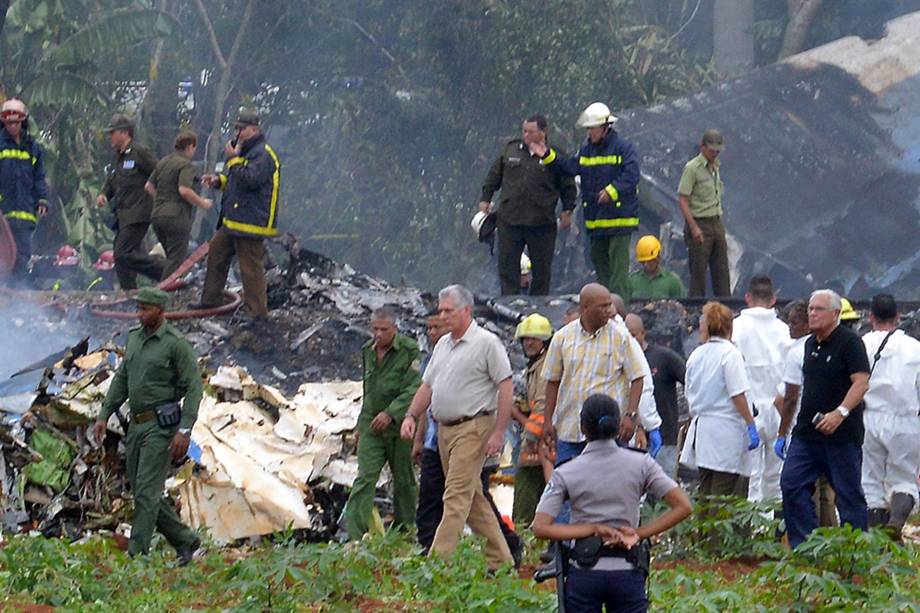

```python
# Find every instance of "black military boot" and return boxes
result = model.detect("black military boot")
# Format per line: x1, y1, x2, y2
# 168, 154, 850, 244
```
867, 507, 890, 528
175, 537, 201, 567
885, 493, 916, 542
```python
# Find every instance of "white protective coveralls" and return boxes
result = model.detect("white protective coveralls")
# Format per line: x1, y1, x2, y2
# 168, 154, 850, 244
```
861, 329, 920, 511
732, 307, 791, 501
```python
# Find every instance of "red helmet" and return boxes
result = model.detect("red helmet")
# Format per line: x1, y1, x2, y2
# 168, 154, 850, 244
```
0, 99, 28, 122
94, 250, 115, 271
55, 245, 79, 266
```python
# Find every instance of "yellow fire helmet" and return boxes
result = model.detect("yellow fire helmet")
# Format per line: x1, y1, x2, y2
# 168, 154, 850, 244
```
840, 297, 860, 321
514, 313, 553, 341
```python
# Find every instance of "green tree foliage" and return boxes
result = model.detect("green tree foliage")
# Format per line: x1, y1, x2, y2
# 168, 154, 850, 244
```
0, 0, 178, 266
4, 0, 914, 289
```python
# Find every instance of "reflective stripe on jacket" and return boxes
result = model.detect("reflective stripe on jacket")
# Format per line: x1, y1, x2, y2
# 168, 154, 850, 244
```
542, 131, 640, 237
0, 130, 48, 226
218, 134, 281, 238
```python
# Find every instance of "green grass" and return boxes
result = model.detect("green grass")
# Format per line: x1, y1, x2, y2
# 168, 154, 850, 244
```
1, 501, 918, 612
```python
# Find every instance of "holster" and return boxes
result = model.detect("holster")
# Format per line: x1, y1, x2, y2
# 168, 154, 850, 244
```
626, 540, 651, 578
154, 402, 181, 428
571, 535, 604, 568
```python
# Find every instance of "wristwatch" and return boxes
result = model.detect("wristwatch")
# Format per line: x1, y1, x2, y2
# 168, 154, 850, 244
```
179, 428, 191, 435
404, 413, 417, 422
835, 406, 850, 419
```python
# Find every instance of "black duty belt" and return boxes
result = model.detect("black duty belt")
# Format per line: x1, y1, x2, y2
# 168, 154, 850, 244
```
132, 409, 157, 424
440, 410, 495, 428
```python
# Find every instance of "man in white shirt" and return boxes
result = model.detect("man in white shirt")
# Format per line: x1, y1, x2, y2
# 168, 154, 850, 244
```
860, 294, 920, 540
732, 275, 791, 501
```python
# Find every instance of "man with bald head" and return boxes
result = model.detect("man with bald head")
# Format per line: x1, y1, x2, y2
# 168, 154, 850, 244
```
541, 283, 645, 521
625, 313, 686, 479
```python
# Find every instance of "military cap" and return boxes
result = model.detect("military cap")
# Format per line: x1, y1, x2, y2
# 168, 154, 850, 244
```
104, 113, 135, 133
234, 109, 260, 128
701, 129, 724, 151
135, 287, 170, 308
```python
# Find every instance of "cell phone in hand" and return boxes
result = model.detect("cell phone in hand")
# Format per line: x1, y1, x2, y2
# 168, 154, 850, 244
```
812, 412, 824, 425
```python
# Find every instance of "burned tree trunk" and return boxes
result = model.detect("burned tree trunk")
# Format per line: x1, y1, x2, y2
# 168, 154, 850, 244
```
779, 0, 824, 59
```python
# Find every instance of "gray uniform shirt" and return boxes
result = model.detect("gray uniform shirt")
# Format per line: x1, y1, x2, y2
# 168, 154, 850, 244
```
536, 439, 678, 569
422, 320, 513, 422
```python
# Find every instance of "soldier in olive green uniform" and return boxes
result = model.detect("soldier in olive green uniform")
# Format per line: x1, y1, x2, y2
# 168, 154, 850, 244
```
94, 287, 202, 563
96, 114, 164, 289
345, 306, 421, 540
145, 130, 213, 280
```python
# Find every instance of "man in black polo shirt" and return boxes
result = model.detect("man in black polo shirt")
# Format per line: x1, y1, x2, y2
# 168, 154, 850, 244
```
780, 289, 870, 548
625, 313, 685, 479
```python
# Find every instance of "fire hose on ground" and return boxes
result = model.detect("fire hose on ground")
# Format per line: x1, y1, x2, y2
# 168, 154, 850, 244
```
90, 240, 242, 320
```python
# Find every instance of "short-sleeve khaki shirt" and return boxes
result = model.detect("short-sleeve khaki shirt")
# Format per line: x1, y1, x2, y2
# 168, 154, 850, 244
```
678, 153, 723, 218
149, 151, 197, 223
422, 320, 513, 422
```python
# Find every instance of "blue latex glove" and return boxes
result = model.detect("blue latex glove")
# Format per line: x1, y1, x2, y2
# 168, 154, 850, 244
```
774, 436, 786, 460
747, 423, 761, 450
648, 428, 662, 458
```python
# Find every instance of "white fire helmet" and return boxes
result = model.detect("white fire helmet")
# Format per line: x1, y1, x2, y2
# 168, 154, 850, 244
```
575, 102, 617, 129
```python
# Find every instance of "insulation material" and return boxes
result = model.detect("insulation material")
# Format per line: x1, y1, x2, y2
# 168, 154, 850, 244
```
176, 369, 364, 542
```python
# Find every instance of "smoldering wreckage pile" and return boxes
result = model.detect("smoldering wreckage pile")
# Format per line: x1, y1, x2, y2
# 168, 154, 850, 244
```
2, 239, 918, 548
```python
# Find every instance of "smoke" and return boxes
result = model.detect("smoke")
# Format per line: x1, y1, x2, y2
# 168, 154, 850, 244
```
0, 297, 85, 380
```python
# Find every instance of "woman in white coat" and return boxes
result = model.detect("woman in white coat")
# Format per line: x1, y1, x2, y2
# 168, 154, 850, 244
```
680, 301, 761, 496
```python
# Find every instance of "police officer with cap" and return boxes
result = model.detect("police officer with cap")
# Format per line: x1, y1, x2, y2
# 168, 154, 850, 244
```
533, 394, 692, 612
93, 287, 202, 564
96, 113, 164, 289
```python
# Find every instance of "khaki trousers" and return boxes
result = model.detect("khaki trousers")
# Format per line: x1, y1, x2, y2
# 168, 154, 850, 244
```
685, 215, 731, 297
432, 414, 512, 568
201, 226, 268, 318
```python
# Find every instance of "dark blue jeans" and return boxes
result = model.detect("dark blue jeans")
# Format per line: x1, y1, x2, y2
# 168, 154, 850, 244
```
566, 567, 647, 612
554, 440, 587, 524
780, 436, 868, 548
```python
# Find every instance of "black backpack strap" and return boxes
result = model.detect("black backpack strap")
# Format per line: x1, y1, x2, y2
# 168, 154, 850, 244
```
869, 330, 896, 377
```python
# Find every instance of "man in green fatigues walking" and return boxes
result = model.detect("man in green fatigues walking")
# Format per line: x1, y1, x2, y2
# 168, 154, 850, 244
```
94, 287, 202, 564
96, 114, 164, 289
145, 129, 213, 280
346, 306, 421, 539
